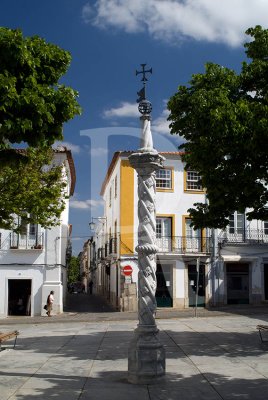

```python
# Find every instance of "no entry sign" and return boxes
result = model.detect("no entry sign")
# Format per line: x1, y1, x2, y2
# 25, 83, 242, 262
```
123, 265, 133, 276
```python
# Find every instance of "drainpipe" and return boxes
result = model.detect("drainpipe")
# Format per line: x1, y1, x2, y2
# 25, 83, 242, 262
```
211, 228, 216, 306
195, 257, 200, 317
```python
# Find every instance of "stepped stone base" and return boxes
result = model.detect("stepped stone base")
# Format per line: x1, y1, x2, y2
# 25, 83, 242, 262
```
128, 324, 165, 384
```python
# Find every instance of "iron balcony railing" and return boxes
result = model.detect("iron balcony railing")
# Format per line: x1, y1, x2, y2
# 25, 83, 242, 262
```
8, 232, 44, 250
97, 247, 105, 260
156, 236, 211, 254
96, 237, 118, 261
109, 237, 117, 254
95, 235, 211, 259
105, 242, 109, 257
219, 229, 268, 245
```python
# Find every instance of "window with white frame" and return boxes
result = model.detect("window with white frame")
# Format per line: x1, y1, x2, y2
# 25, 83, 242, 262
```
156, 168, 172, 189
20, 216, 37, 238
156, 217, 172, 238
10, 215, 40, 249
264, 221, 268, 235
229, 212, 245, 234
185, 218, 201, 239
185, 217, 202, 251
156, 217, 172, 251
186, 170, 203, 191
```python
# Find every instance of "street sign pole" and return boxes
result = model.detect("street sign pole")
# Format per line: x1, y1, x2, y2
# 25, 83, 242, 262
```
195, 257, 200, 318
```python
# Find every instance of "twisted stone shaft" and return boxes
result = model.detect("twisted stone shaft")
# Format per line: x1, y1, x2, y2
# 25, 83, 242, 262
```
128, 128, 166, 384
129, 152, 164, 327
136, 172, 157, 325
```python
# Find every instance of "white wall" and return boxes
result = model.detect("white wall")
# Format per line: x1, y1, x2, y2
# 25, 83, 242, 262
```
0, 265, 45, 317
0, 150, 73, 317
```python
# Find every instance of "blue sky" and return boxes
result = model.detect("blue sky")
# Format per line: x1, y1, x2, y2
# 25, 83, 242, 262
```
0, 0, 267, 255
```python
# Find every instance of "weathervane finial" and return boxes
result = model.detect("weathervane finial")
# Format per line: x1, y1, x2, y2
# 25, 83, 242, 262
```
135, 64, 153, 111
135, 63, 152, 83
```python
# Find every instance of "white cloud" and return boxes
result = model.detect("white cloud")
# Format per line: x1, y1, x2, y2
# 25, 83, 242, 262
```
152, 104, 170, 135
82, 0, 268, 47
54, 141, 81, 154
102, 99, 172, 134
103, 102, 139, 119
90, 147, 108, 157
151, 102, 183, 147
70, 198, 103, 209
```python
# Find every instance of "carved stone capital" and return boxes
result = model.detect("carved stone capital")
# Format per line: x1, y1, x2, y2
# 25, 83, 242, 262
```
129, 151, 165, 173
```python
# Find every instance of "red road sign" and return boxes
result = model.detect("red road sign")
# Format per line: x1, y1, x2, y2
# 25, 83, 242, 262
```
123, 265, 133, 276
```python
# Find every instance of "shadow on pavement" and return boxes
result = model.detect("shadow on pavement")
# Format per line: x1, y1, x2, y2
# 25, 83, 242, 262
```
64, 292, 116, 313
2, 325, 268, 399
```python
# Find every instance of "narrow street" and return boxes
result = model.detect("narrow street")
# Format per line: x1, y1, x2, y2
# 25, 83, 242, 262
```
64, 292, 115, 313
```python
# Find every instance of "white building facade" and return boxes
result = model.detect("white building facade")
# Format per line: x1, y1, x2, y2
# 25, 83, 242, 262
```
0, 148, 75, 318
91, 151, 268, 311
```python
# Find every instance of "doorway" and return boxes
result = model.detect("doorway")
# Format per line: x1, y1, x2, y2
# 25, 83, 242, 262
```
156, 263, 173, 307
8, 279, 32, 316
226, 263, 249, 304
188, 264, 205, 307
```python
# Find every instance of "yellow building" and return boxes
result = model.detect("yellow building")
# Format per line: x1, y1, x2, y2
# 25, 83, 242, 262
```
93, 151, 211, 311
90, 148, 268, 311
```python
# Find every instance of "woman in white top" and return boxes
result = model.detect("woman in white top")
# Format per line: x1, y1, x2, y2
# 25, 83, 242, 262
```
46, 291, 54, 317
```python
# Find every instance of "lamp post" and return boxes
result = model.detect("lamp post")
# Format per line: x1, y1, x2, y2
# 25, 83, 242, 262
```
89, 217, 107, 231
127, 64, 166, 384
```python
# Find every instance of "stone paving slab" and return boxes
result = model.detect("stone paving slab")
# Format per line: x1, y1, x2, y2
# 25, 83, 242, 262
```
1, 315, 268, 399
1, 300, 268, 326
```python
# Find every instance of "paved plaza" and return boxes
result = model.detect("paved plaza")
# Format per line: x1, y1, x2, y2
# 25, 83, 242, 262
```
1, 311, 268, 399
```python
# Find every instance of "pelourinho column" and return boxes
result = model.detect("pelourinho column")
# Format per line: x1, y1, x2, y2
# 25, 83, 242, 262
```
128, 64, 166, 384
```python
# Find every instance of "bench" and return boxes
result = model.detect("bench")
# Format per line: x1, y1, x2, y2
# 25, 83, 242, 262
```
0, 330, 19, 350
257, 325, 268, 343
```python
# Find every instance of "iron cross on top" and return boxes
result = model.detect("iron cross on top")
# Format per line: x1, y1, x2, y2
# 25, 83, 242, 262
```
136, 64, 152, 82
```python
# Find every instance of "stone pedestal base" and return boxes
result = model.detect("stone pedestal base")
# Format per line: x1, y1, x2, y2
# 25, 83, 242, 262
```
128, 324, 165, 384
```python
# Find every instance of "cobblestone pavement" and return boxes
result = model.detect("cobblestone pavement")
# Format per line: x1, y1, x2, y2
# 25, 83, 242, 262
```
1, 292, 268, 325
1, 313, 268, 399
1, 294, 268, 399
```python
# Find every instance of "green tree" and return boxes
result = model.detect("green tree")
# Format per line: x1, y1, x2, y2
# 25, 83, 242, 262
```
168, 25, 268, 229
0, 147, 67, 230
0, 27, 81, 229
68, 256, 80, 283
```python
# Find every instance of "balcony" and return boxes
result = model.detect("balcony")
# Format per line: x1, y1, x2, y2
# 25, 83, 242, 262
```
219, 229, 268, 246
97, 247, 105, 260
94, 235, 211, 259
0, 232, 44, 250
96, 238, 118, 261
156, 236, 211, 254
109, 237, 117, 255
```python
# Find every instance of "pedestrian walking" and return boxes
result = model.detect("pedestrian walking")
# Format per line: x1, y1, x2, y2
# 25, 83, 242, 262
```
88, 280, 93, 295
46, 290, 54, 317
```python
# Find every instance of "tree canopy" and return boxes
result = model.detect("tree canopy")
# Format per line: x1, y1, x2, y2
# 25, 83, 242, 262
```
68, 256, 80, 283
0, 27, 81, 230
0, 147, 67, 231
168, 25, 268, 229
